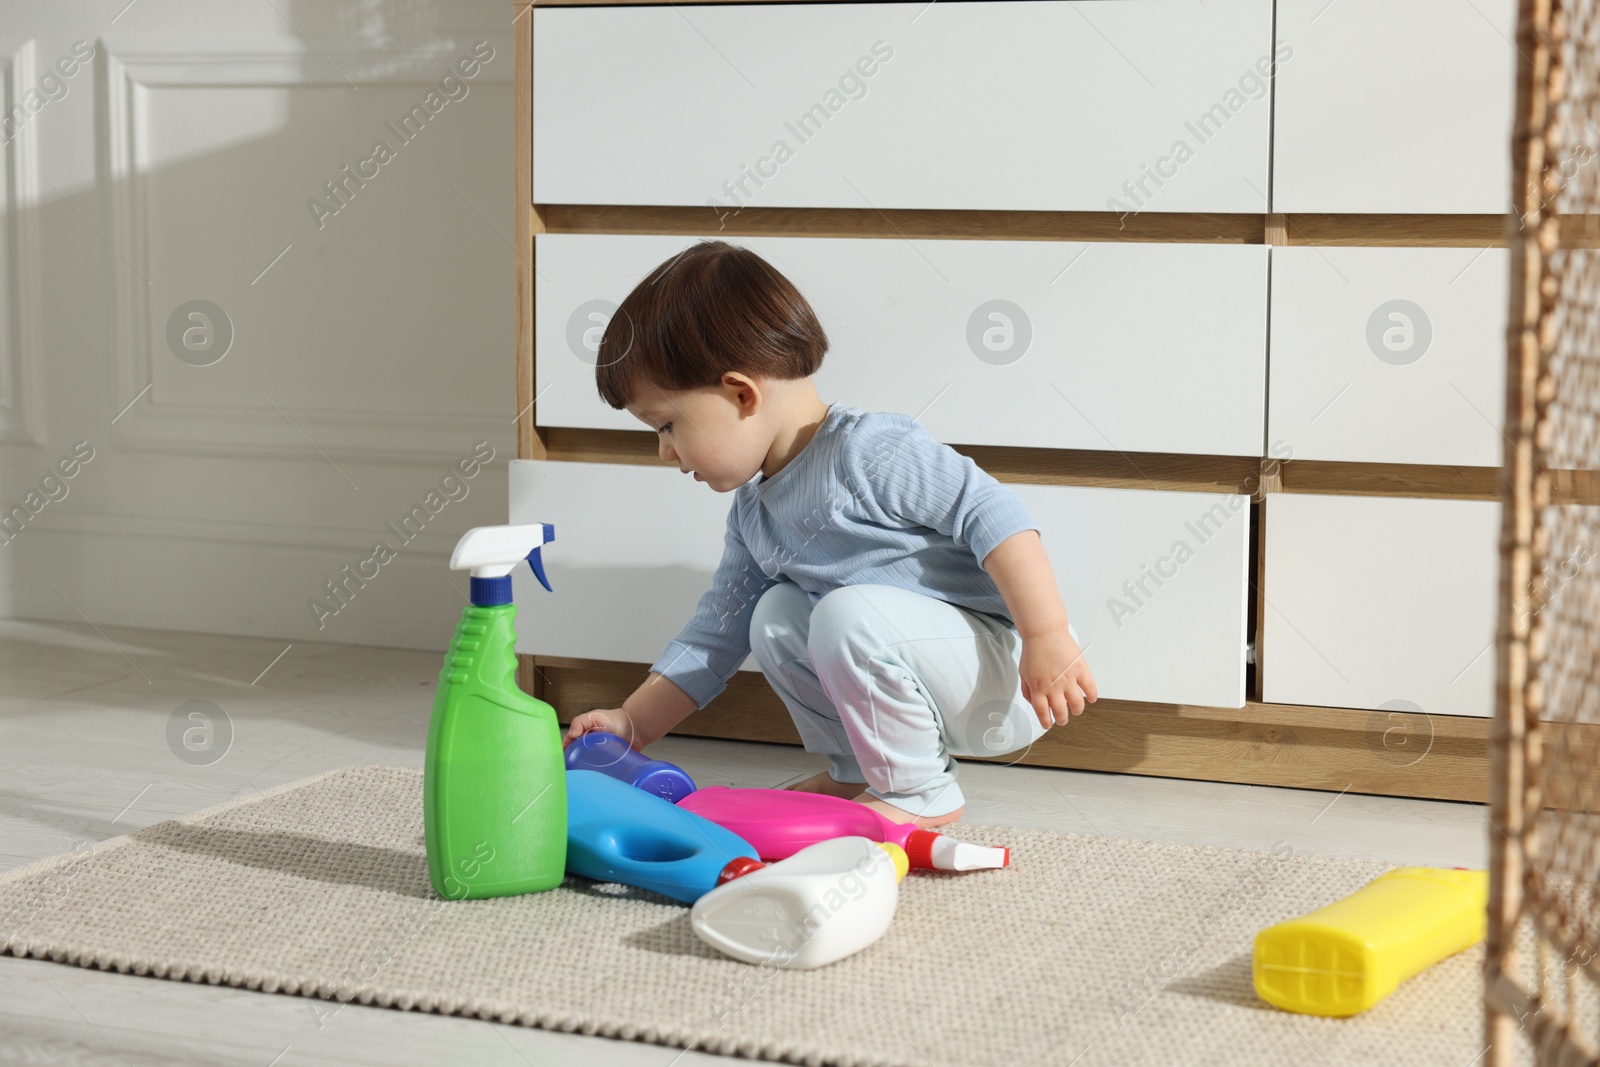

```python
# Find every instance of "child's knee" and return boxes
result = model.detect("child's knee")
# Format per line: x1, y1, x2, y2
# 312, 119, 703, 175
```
751, 579, 800, 627
750, 581, 807, 662
805, 584, 884, 661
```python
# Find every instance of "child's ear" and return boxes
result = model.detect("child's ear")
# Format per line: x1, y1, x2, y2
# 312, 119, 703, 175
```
723, 373, 761, 415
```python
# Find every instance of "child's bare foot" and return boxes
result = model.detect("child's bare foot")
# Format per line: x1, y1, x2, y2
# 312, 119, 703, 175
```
852, 792, 964, 829
782, 769, 866, 799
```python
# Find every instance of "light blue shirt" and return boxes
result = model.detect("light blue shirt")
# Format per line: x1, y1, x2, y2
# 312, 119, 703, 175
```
650, 401, 1042, 709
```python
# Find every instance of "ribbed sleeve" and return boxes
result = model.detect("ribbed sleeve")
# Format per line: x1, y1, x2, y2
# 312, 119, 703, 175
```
842, 413, 1041, 568
648, 506, 778, 709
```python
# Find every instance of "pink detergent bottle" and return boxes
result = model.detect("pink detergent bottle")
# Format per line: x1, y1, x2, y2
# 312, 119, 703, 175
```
677, 786, 1009, 872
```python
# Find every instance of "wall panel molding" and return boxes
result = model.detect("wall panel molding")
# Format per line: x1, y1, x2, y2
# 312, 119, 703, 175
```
0, 40, 47, 448
31, 509, 460, 555
99, 35, 512, 465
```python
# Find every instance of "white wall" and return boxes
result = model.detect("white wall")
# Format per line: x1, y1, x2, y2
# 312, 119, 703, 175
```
0, 1, 515, 650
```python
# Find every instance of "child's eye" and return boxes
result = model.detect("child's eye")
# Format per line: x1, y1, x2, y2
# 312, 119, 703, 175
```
656, 423, 672, 435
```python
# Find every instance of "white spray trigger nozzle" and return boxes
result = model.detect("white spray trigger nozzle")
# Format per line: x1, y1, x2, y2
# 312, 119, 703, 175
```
450, 523, 555, 590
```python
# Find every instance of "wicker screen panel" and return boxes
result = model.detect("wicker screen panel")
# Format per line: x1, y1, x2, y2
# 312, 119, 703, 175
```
1492, 2, 1600, 1064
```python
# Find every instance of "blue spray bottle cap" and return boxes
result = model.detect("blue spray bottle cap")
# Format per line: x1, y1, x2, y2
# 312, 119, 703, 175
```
450, 523, 555, 607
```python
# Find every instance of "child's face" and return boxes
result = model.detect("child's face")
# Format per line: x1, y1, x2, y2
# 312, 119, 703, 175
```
626, 383, 763, 492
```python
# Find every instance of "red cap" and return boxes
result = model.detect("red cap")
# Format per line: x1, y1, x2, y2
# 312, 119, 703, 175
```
904, 830, 941, 870
717, 856, 765, 885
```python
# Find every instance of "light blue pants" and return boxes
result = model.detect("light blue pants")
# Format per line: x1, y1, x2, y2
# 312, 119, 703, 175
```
748, 581, 1066, 818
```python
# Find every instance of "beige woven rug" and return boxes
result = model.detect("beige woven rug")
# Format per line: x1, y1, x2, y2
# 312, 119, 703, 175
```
0, 764, 1527, 1067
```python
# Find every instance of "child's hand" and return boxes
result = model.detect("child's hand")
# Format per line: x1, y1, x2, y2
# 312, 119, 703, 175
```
563, 707, 639, 749
1020, 627, 1098, 730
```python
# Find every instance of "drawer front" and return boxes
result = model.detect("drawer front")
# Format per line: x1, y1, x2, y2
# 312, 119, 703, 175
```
1010, 482, 1250, 709
510, 459, 738, 671
1261, 494, 1499, 716
534, 1, 1274, 212
1267, 247, 1508, 467
536, 233, 1268, 457
511, 460, 1249, 709
1272, 0, 1516, 213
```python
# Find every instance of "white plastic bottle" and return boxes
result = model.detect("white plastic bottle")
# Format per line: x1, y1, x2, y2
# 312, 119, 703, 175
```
690, 836, 906, 969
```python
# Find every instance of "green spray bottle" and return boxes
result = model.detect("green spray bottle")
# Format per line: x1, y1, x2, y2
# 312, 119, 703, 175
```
424, 522, 566, 900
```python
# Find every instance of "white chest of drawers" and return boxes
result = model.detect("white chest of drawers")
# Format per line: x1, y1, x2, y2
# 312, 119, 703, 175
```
511, 0, 1531, 803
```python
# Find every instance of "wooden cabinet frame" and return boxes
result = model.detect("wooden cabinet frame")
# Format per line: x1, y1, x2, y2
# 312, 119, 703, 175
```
509, 0, 1591, 804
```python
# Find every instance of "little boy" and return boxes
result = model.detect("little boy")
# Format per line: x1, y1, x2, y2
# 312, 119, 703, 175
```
562, 240, 1097, 828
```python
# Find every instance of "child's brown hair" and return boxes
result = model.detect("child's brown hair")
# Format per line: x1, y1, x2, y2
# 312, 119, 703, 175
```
595, 240, 829, 410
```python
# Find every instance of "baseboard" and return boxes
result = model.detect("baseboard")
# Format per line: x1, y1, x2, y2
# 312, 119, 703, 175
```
519, 653, 1525, 806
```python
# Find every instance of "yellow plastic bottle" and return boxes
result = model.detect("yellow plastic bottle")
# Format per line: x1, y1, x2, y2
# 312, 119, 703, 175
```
1252, 866, 1488, 1016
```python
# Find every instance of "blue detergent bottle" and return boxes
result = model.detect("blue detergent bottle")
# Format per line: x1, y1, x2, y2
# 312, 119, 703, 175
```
565, 769, 760, 904
563, 731, 697, 803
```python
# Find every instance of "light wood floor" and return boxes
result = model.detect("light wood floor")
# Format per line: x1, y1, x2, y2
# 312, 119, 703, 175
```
0, 620, 1488, 1066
